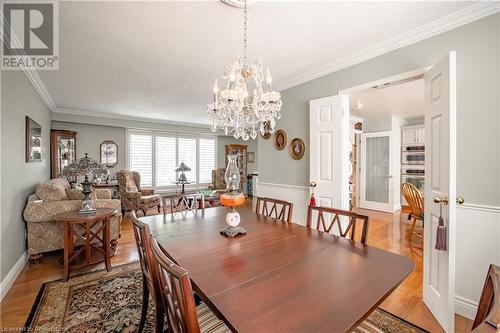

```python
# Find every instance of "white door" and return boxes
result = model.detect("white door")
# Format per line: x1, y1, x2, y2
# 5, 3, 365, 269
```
309, 95, 350, 212
359, 131, 394, 212
423, 51, 457, 333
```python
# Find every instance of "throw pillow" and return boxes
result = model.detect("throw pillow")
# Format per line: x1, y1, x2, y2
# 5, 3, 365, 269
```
36, 179, 68, 202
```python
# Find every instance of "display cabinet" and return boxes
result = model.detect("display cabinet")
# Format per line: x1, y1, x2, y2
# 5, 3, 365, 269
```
50, 130, 77, 178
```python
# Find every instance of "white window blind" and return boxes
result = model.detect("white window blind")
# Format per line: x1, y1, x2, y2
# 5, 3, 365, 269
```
156, 136, 176, 187
199, 138, 215, 184
129, 133, 153, 187
178, 137, 197, 183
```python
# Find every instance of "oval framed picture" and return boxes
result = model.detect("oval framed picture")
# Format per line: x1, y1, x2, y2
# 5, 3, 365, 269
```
289, 138, 305, 160
273, 129, 287, 150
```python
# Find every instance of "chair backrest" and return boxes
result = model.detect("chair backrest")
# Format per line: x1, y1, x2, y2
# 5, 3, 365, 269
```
255, 197, 293, 223
211, 168, 226, 190
307, 205, 369, 244
150, 237, 201, 333
130, 212, 163, 308
117, 170, 141, 194
401, 182, 424, 217
472, 264, 500, 332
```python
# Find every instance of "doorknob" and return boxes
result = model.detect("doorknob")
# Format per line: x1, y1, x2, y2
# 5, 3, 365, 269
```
433, 195, 465, 205
387, 175, 393, 179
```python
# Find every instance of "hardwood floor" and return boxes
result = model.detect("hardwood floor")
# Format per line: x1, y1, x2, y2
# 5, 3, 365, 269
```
1, 203, 473, 332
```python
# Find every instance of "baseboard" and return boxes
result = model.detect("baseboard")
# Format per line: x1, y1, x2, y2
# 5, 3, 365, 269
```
0, 251, 28, 302
455, 295, 478, 320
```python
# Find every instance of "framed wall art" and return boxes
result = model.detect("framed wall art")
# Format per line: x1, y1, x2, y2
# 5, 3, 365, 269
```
26, 116, 42, 162
274, 129, 287, 150
289, 137, 305, 160
100, 140, 118, 167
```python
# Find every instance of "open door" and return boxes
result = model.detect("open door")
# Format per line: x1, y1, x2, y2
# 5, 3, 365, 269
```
423, 51, 457, 333
359, 131, 394, 212
309, 95, 350, 212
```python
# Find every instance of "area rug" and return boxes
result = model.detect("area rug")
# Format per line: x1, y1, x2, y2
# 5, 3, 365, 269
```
25, 263, 428, 333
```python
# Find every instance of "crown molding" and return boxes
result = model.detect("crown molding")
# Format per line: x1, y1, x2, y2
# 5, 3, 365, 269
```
53, 107, 212, 129
276, 2, 500, 92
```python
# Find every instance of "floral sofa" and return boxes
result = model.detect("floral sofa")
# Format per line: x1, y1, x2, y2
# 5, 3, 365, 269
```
23, 178, 122, 261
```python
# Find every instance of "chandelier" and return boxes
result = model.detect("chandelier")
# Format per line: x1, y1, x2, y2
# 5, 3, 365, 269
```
207, 0, 282, 140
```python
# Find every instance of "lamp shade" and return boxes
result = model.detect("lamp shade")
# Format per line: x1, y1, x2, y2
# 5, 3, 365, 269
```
62, 153, 108, 178
175, 161, 191, 173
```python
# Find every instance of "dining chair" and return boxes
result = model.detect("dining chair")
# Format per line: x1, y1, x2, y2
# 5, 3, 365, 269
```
130, 212, 166, 333
401, 182, 424, 248
149, 237, 231, 333
306, 205, 369, 244
472, 264, 500, 332
255, 197, 293, 223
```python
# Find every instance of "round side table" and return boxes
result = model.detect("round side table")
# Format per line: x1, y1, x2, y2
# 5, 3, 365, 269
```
55, 208, 118, 281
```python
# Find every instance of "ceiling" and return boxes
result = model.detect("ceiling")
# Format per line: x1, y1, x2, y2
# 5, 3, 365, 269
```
349, 79, 424, 120
39, 1, 478, 125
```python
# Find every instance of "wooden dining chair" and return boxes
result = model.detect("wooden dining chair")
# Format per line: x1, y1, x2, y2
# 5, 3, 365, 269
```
130, 212, 166, 333
472, 264, 500, 332
401, 182, 424, 248
255, 197, 293, 223
306, 205, 369, 244
149, 238, 231, 333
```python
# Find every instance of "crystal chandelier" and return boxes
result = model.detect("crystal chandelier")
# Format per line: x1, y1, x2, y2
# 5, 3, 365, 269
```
207, 0, 282, 140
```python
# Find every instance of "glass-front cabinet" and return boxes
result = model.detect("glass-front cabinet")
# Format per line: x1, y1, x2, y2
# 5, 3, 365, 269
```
50, 130, 77, 178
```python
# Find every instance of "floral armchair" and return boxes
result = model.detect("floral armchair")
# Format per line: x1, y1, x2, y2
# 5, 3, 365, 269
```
117, 170, 160, 216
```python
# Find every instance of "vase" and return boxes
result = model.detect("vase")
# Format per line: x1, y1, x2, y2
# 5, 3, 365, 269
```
220, 154, 246, 237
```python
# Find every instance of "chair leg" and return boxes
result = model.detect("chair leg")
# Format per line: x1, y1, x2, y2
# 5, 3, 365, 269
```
139, 278, 149, 333
155, 308, 164, 333
157, 204, 161, 213
142, 209, 147, 216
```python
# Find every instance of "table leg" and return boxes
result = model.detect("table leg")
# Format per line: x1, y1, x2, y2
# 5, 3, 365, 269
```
162, 196, 167, 215
86, 221, 91, 266
63, 222, 70, 282
104, 218, 112, 272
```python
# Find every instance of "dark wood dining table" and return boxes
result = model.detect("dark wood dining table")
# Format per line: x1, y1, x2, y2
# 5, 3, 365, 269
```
140, 206, 414, 333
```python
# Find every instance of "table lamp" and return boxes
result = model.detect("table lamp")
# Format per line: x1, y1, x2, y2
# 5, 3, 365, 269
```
220, 154, 246, 237
62, 153, 109, 214
175, 161, 191, 183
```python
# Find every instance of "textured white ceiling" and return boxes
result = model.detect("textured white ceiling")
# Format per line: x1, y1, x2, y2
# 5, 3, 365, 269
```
349, 79, 424, 120
39, 1, 475, 125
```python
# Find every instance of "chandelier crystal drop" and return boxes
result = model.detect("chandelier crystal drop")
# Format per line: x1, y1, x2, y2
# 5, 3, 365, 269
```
207, 0, 282, 140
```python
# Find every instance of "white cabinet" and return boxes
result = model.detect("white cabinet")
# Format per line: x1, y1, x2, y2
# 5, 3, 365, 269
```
402, 125, 424, 145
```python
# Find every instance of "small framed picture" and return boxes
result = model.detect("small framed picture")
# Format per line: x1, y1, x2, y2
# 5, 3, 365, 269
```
247, 152, 255, 163
260, 120, 272, 139
289, 137, 305, 160
100, 141, 118, 167
26, 116, 42, 162
274, 129, 287, 150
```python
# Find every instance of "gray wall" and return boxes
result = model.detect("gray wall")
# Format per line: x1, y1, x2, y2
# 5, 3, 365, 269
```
1, 71, 52, 281
258, 13, 500, 206
217, 136, 258, 173
51, 121, 126, 175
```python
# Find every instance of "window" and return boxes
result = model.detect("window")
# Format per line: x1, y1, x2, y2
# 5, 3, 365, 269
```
199, 138, 216, 183
127, 130, 216, 188
129, 133, 153, 187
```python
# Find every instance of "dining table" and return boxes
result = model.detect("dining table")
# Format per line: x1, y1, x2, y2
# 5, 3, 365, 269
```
140, 206, 414, 333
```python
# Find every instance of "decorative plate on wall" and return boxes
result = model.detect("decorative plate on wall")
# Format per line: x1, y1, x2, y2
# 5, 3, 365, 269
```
274, 130, 287, 150
289, 137, 305, 160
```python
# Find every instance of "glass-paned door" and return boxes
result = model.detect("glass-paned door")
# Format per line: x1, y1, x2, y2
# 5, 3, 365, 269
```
360, 131, 394, 212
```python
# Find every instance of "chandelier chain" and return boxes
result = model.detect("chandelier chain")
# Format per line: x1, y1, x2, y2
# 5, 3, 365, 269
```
243, 0, 247, 65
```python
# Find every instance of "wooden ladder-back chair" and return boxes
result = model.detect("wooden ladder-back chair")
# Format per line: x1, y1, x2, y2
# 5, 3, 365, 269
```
306, 205, 369, 244
255, 197, 294, 223
130, 212, 165, 333
149, 238, 230, 333
401, 182, 424, 248
472, 264, 500, 332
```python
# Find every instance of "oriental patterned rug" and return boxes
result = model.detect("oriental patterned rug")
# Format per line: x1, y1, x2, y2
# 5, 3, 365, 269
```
25, 263, 428, 333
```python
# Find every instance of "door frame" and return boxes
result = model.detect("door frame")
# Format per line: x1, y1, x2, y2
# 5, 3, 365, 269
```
359, 130, 395, 212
